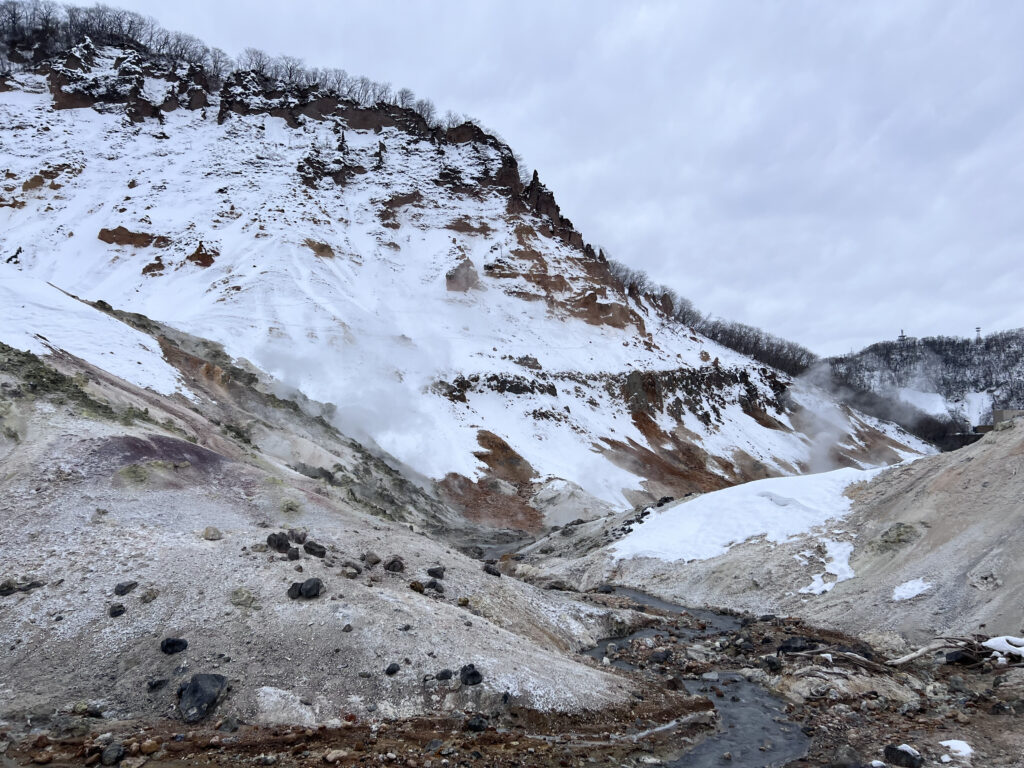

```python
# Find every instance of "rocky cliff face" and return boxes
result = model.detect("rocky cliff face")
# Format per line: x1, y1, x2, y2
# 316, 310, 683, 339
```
1, 39, 929, 535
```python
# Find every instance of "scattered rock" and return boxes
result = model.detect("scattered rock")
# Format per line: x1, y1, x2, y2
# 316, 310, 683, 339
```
340, 559, 363, 574
100, 742, 124, 766
383, 556, 405, 572
385, 663, 401, 676
425, 579, 444, 594
303, 541, 327, 558
229, 587, 255, 608
426, 566, 446, 580
324, 749, 349, 763
266, 532, 290, 554
409, 581, 425, 594
288, 528, 307, 544
139, 739, 159, 755
362, 552, 381, 567
202, 526, 222, 541
460, 664, 483, 686
147, 678, 168, 692
482, 563, 501, 577
108, 603, 126, 618
179, 673, 228, 723
436, 669, 453, 681
139, 588, 159, 603
114, 580, 138, 596
341, 624, 352, 633
778, 636, 815, 654
161, 637, 188, 655
287, 578, 325, 599
457, 597, 470, 607
883, 744, 923, 768
287, 547, 300, 561
464, 715, 487, 732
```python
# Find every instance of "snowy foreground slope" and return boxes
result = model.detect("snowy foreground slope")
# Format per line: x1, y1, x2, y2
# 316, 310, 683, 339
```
1, 42, 929, 530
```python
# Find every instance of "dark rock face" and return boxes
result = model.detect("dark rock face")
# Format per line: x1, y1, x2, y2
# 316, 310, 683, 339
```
460, 664, 483, 686
303, 541, 326, 558
883, 744, 924, 768
179, 673, 228, 723
113, 580, 138, 596
161, 637, 188, 655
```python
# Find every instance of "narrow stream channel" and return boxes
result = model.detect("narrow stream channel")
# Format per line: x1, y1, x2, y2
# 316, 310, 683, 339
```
585, 587, 809, 767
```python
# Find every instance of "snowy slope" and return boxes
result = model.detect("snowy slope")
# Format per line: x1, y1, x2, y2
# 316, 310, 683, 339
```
0, 47, 931, 517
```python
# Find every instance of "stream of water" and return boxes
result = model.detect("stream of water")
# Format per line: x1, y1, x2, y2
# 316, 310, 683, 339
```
585, 587, 809, 768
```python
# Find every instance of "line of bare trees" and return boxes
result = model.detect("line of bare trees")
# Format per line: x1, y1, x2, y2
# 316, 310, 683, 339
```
0, 0, 472, 129
605, 253, 818, 376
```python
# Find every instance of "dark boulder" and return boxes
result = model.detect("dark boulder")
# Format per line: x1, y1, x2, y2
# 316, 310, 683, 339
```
426, 565, 445, 580
267, 532, 290, 554
464, 715, 488, 732
482, 563, 501, 577
385, 663, 401, 676
383, 556, 405, 572
883, 744, 923, 768
436, 669, 453, 681
161, 637, 188, 655
100, 742, 124, 765
287, 547, 299, 561
303, 541, 327, 558
460, 664, 483, 686
179, 673, 228, 723
288, 578, 325, 599
108, 603, 126, 617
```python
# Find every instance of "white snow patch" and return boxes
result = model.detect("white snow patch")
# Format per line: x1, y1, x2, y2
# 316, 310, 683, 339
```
0, 276, 193, 398
939, 739, 973, 758
799, 540, 855, 595
892, 578, 932, 601
982, 636, 1024, 657
612, 466, 882, 562
898, 388, 949, 419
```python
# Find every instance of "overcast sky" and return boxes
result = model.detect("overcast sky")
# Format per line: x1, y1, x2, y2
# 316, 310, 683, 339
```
115, 0, 1024, 355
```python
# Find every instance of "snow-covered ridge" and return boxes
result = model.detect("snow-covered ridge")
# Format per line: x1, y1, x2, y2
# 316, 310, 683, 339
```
1, 43, 931, 522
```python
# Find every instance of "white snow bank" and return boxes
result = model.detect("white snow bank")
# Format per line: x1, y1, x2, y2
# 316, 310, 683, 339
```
611, 466, 882, 562
898, 388, 949, 419
939, 739, 973, 758
892, 578, 932, 601
983, 636, 1024, 657
0, 276, 191, 398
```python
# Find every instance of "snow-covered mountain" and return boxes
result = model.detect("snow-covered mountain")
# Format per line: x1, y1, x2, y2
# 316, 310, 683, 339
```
1, 38, 929, 532
827, 330, 1024, 430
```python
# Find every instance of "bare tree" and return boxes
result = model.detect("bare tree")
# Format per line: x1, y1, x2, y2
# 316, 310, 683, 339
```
395, 86, 415, 109
205, 46, 232, 85
413, 97, 437, 125
276, 54, 305, 85
237, 46, 272, 76
369, 79, 392, 104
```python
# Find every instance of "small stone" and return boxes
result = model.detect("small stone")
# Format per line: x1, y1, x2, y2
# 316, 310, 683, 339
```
114, 581, 138, 596
108, 603, 126, 618
340, 560, 363, 575
147, 678, 168, 692
436, 669, 453, 681
482, 563, 501, 577
425, 578, 444, 594
457, 597, 469, 607
139, 588, 158, 604
303, 541, 327, 558
883, 744, 924, 768
229, 587, 255, 608
202, 526, 222, 541
100, 742, 124, 766
362, 552, 381, 567
251, 543, 268, 553
409, 581, 425, 594
324, 749, 348, 763
287, 547, 300, 561
341, 567, 359, 579
464, 715, 487, 732
161, 637, 188, 655
139, 739, 159, 755
383, 556, 405, 572
460, 664, 483, 686
385, 663, 401, 676
426, 566, 445, 580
